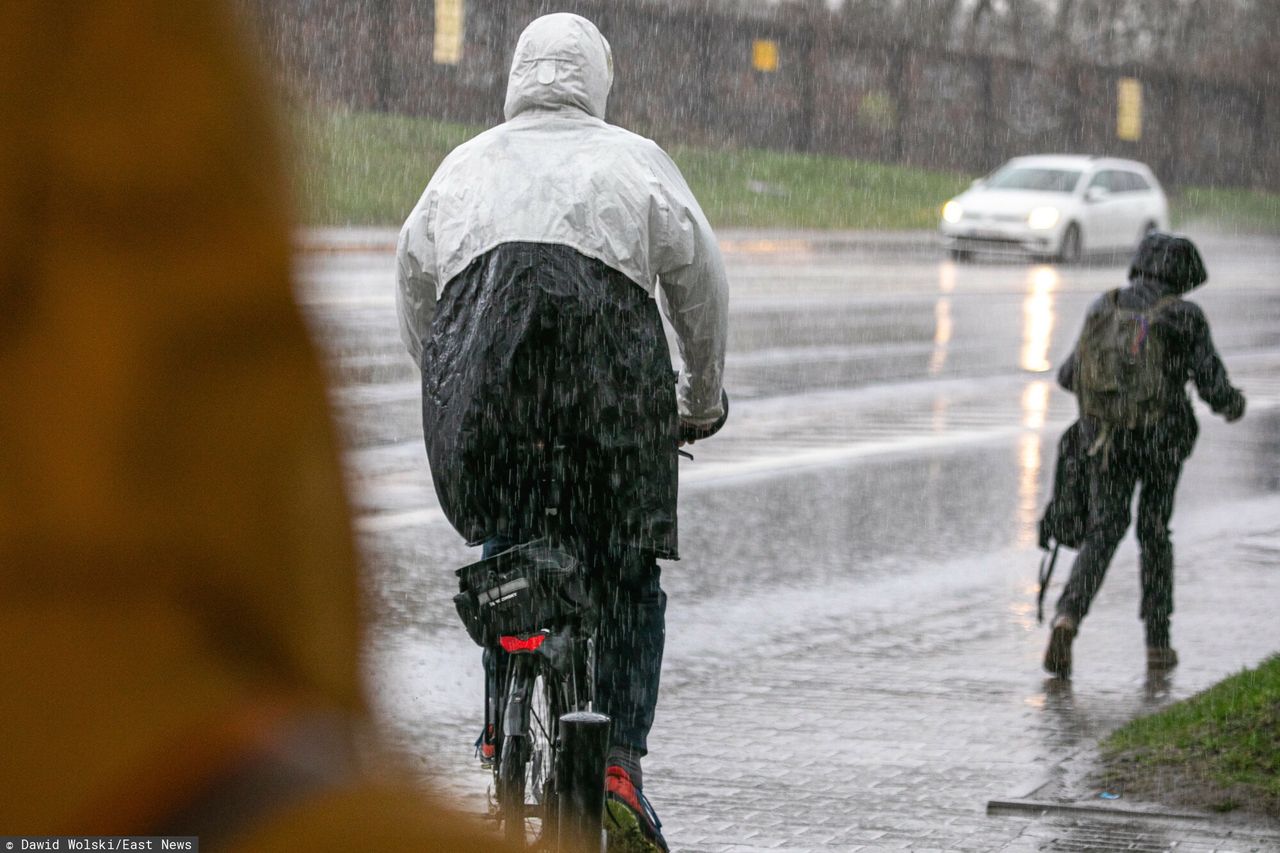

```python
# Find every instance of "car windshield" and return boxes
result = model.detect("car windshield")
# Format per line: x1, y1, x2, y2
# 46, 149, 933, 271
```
985, 167, 1083, 193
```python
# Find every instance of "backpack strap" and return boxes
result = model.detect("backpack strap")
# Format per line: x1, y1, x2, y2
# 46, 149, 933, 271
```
1086, 420, 1112, 460
1078, 288, 1122, 356
1149, 293, 1180, 317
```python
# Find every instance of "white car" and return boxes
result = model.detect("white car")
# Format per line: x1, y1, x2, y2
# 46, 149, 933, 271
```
939, 155, 1170, 262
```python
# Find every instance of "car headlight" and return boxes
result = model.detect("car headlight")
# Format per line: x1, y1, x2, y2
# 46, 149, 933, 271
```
1027, 207, 1060, 230
942, 200, 963, 224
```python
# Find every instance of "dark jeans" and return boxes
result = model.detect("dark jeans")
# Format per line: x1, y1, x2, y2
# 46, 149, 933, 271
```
1054, 433, 1181, 648
483, 537, 667, 756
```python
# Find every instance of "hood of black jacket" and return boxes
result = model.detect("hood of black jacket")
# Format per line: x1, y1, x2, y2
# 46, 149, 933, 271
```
1128, 232, 1207, 294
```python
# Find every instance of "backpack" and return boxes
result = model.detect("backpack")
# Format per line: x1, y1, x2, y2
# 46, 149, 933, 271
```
1076, 290, 1178, 430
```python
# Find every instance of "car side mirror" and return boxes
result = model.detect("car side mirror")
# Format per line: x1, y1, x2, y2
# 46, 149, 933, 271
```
1085, 186, 1109, 203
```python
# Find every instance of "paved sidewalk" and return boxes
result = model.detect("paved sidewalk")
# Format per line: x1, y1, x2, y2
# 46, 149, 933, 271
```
642, 501, 1280, 852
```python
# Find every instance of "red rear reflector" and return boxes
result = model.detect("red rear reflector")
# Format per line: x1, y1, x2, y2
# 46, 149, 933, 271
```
500, 634, 547, 653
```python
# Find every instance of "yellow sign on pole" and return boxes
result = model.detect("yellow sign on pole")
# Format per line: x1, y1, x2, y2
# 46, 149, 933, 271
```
434, 0, 464, 65
1117, 77, 1142, 141
752, 39, 779, 73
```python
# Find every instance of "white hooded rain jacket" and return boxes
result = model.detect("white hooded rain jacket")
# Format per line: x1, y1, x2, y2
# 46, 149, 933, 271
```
396, 12, 728, 423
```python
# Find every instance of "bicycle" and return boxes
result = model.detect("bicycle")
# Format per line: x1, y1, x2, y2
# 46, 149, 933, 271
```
451, 394, 729, 850
453, 503, 608, 849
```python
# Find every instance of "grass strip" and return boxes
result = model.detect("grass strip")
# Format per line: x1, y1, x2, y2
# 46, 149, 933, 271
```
1101, 654, 1280, 817
1170, 185, 1280, 235
667, 143, 968, 230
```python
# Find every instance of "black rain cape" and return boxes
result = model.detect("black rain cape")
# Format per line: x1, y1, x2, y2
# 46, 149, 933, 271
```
421, 242, 680, 558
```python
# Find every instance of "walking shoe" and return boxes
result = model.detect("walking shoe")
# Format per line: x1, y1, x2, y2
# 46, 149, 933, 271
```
605, 766, 668, 853
473, 724, 496, 767
1147, 646, 1178, 670
1043, 614, 1077, 677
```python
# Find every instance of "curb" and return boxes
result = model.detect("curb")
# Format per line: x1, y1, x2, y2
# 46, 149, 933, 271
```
716, 228, 938, 256
987, 797, 1219, 824
294, 227, 942, 257
295, 227, 399, 254
987, 746, 1280, 839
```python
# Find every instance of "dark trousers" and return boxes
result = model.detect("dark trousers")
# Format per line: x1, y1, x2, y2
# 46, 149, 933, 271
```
1054, 434, 1181, 648
483, 537, 667, 756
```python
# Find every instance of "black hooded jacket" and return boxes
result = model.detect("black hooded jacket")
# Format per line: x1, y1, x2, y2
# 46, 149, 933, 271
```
1058, 233, 1245, 459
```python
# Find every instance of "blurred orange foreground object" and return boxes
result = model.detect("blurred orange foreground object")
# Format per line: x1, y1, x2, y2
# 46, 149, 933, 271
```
0, 1, 526, 849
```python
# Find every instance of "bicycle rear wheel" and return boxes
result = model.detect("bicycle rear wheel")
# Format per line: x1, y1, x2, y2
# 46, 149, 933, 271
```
497, 655, 571, 847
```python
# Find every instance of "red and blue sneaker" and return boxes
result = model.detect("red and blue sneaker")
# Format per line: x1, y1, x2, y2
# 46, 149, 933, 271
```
605, 766, 669, 853
473, 724, 496, 768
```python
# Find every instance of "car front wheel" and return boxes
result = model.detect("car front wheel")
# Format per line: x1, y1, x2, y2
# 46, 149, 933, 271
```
1056, 224, 1082, 264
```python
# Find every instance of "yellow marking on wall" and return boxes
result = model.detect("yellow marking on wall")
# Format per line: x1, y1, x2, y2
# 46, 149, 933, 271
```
434, 0, 465, 65
752, 39, 779, 73
1117, 77, 1142, 141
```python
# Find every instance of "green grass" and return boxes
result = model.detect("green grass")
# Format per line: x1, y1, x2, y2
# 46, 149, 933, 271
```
1170, 185, 1280, 234
295, 109, 1280, 234
293, 110, 480, 227
668, 143, 969, 230
1102, 654, 1280, 815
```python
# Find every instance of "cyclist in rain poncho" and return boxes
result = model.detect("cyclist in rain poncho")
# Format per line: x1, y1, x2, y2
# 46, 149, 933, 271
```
397, 13, 729, 851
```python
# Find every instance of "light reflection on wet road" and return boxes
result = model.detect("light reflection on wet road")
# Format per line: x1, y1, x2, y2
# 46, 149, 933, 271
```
298, 231, 1280, 850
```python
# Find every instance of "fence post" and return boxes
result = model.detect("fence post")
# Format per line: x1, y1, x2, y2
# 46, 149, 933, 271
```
889, 41, 907, 163
798, 7, 816, 153
980, 55, 994, 169
372, 0, 392, 112
1172, 75, 1190, 187
1250, 89, 1266, 189
489, 0, 513, 125
696, 10, 715, 147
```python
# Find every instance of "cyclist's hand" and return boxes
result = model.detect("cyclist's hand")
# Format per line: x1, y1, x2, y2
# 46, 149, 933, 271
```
677, 390, 729, 446
1224, 395, 1246, 423
677, 420, 701, 447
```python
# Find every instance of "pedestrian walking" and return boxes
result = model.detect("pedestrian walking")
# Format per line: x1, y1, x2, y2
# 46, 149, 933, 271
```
1043, 233, 1246, 677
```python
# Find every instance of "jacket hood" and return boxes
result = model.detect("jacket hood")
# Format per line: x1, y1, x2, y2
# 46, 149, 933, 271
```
1129, 232, 1208, 294
503, 14, 613, 121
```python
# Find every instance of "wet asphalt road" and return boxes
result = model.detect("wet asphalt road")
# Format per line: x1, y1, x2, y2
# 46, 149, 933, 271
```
296, 230, 1280, 851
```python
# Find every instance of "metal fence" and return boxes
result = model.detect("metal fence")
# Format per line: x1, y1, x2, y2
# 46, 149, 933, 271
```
251, 0, 1278, 191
